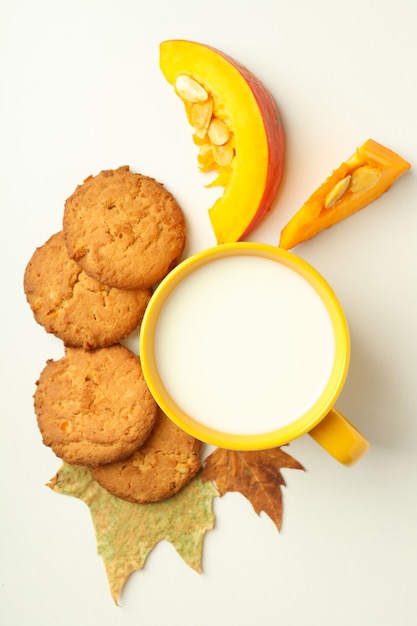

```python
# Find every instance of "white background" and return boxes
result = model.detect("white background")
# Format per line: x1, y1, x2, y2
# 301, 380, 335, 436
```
1, 1, 416, 624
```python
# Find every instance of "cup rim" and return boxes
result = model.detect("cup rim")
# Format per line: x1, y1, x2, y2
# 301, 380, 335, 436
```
140, 242, 350, 450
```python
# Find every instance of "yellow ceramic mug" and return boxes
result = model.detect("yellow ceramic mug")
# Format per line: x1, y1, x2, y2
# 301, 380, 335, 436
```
140, 242, 369, 465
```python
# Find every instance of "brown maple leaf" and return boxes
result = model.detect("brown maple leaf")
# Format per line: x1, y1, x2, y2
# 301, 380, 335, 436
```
48, 463, 218, 603
201, 447, 304, 532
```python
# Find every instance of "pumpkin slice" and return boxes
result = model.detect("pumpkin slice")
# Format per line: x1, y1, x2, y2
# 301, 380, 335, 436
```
160, 39, 285, 244
279, 139, 410, 249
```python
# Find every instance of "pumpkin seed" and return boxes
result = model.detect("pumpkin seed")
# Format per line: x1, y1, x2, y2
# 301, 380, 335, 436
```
175, 74, 208, 103
213, 142, 234, 167
207, 117, 230, 146
350, 165, 381, 193
189, 99, 213, 138
324, 175, 351, 209
197, 143, 216, 171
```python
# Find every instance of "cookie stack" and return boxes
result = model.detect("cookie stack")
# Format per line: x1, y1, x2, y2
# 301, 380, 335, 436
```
24, 166, 202, 503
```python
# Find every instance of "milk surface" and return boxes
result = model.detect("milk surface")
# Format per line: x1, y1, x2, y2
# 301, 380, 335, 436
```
154, 255, 335, 435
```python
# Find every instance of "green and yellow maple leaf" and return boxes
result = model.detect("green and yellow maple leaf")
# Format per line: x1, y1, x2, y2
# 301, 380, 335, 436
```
201, 447, 304, 532
48, 463, 218, 603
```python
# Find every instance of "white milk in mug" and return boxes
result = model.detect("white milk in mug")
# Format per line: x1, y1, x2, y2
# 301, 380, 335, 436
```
140, 243, 359, 456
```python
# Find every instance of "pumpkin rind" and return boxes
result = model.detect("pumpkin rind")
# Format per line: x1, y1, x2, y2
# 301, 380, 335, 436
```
279, 139, 410, 250
160, 40, 285, 244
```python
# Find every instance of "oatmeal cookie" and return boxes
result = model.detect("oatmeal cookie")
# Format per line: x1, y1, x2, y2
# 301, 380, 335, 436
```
34, 344, 157, 466
63, 166, 186, 289
90, 407, 202, 503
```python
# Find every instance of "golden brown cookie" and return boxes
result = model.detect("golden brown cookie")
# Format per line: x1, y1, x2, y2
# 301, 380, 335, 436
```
63, 166, 186, 290
34, 345, 157, 466
24, 232, 151, 349
90, 407, 202, 503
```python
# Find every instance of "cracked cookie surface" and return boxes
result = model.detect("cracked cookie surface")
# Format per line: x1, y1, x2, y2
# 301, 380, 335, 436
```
63, 166, 186, 289
34, 345, 158, 466
90, 407, 202, 503
24, 232, 151, 349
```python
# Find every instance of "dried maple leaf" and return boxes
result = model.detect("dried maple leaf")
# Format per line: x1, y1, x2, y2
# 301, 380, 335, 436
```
201, 447, 304, 532
48, 463, 218, 603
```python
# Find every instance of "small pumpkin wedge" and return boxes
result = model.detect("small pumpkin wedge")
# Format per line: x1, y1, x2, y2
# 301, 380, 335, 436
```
160, 39, 285, 244
279, 139, 410, 250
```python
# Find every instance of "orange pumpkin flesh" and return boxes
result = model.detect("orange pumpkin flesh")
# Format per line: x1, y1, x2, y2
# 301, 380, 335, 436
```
279, 139, 410, 250
159, 40, 285, 244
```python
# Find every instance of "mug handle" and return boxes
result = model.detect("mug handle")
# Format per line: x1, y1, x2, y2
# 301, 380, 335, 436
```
308, 407, 369, 465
